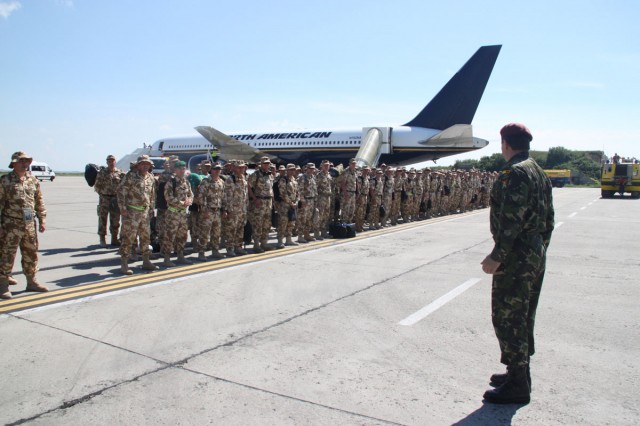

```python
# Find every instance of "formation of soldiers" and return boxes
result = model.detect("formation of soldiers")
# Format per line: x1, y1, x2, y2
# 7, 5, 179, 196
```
92, 154, 498, 275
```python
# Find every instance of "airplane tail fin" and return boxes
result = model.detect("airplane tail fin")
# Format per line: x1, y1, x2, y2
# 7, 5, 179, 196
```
403, 45, 502, 130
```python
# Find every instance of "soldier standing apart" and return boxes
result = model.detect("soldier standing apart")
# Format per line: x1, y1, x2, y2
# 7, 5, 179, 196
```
354, 166, 370, 232
162, 161, 194, 267
297, 163, 318, 243
248, 157, 275, 253
341, 158, 358, 222
117, 155, 158, 275
223, 161, 249, 257
195, 163, 225, 260
275, 164, 300, 248
0, 152, 48, 299
480, 123, 554, 404
94, 155, 125, 247
315, 160, 333, 239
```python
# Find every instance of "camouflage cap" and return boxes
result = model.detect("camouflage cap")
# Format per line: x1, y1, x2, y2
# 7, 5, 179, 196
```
211, 163, 222, 170
106, 154, 116, 161
136, 155, 153, 165
278, 165, 286, 171
8, 151, 33, 168
306, 162, 316, 169
286, 163, 296, 170
236, 160, 247, 167
260, 156, 271, 164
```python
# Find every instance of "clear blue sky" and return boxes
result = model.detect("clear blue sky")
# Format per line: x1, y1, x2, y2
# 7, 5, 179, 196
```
1, 0, 638, 171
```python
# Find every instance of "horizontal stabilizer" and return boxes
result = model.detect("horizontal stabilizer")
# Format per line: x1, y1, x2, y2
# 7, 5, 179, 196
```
404, 45, 501, 130
422, 124, 474, 147
195, 126, 278, 164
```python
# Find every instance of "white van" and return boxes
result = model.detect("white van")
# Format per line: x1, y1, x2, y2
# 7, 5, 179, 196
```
29, 161, 56, 181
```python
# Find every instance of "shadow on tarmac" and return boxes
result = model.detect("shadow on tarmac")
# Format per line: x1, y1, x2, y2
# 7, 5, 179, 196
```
452, 401, 522, 425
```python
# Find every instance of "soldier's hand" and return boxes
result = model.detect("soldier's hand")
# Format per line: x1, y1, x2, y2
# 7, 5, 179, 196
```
184, 198, 193, 207
481, 255, 501, 275
39, 222, 46, 233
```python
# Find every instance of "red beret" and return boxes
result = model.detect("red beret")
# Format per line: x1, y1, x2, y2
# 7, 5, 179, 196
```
500, 123, 532, 142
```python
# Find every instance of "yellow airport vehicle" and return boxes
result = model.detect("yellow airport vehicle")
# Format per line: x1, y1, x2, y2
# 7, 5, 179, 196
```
544, 169, 571, 188
601, 162, 640, 198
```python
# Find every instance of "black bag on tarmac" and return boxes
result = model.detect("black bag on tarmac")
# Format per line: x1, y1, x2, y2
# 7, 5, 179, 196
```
329, 222, 356, 239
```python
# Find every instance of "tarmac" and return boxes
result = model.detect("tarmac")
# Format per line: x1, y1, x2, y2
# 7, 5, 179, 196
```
0, 177, 638, 425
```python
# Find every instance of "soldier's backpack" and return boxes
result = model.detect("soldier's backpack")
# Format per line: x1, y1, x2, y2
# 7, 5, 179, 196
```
329, 222, 356, 239
84, 163, 101, 187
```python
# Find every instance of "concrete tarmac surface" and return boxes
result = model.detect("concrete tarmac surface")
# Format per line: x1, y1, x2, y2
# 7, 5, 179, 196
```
1, 177, 638, 425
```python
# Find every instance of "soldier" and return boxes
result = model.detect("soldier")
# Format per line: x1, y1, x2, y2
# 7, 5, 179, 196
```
248, 157, 274, 253
94, 155, 125, 247
0, 151, 48, 299
401, 169, 416, 222
155, 156, 178, 255
162, 161, 194, 267
381, 167, 394, 226
414, 169, 425, 219
340, 158, 358, 222
117, 155, 158, 275
390, 168, 404, 225
297, 163, 318, 243
354, 166, 370, 232
368, 168, 385, 230
315, 160, 333, 239
195, 163, 225, 260
223, 161, 249, 257
275, 164, 300, 248
481, 123, 554, 404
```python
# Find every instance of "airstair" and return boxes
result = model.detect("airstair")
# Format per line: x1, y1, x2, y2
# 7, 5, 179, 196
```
354, 127, 392, 168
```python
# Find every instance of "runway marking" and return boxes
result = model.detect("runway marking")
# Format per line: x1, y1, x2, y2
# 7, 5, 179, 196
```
555, 222, 564, 229
568, 212, 577, 218
398, 278, 482, 326
1, 211, 485, 315
580, 206, 586, 210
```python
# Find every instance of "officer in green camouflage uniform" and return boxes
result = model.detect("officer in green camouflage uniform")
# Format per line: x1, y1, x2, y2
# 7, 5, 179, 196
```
117, 155, 158, 275
94, 155, 125, 247
0, 152, 48, 299
481, 123, 554, 404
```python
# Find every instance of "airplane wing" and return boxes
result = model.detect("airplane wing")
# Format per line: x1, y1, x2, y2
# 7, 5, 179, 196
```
194, 126, 279, 164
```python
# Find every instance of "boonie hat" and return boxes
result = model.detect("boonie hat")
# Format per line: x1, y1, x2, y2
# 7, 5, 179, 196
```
8, 151, 33, 168
136, 155, 153, 165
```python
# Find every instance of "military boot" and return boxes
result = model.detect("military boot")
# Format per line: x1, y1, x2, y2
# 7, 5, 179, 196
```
483, 365, 530, 404
163, 253, 176, 267
99, 235, 107, 248
491, 364, 532, 390
25, 276, 49, 293
261, 240, 274, 251
110, 236, 121, 247
297, 234, 308, 244
285, 236, 298, 246
0, 278, 12, 299
176, 251, 193, 265
197, 251, 207, 262
226, 248, 236, 258
253, 240, 264, 253
120, 258, 133, 275
304, 232, 315, 242
314, 230, 324, 240
142, 254, 158, 271
5, 275, 18, 286
235, 247, 248, 255
210, 249, 224, 259
275, 237, 285, 249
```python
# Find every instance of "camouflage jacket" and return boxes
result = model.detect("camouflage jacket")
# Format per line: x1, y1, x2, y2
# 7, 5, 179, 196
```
224, 175, 248, 214
343, 168, 357, 192
0, 171, 46, 221
248, 169, 274, 198
489, 151, 555, 262
94, 167, 124, 196
371, 176, 384, 197
357, 175, 370, 199
383, 175, 394, 196
316, 172, 332, 196
117, 170, 156, 212
165, 175, 193, 210
195, 176, 224, 210
298, 173, 318, 198
277, 175, 299, 205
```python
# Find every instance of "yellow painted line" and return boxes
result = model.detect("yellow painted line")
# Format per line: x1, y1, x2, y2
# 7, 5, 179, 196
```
0, 212, 482, 314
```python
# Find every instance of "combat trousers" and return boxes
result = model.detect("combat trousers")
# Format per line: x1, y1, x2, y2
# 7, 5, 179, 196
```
197, 208, 221, 251
277, 203, 295, 239
355, 195, 368, 230
401, 197, 414, 221
0, 216, 39, 278
162, 209, 189, 255
316, 194, 331, 233
390, 193, 401, 224
381, 194, 392, 225
156, 209, 167, 253
369, 195, 381, 228
97, 195, 120, 237
341, 192, 356, 222
120, 210, 152, 259
251, 198, 272, 243
299, 198, 316, 236
492, 239, 546, 366
225, 211, 246, 250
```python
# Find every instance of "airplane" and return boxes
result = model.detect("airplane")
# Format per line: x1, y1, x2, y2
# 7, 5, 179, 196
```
119, 45, 501, 170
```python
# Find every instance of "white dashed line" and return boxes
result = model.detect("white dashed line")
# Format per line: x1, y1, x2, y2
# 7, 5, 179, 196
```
555, 222, 564, 229
568, 212, 577, 218
580, 207, 586, 210
398, 278, 482, 326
